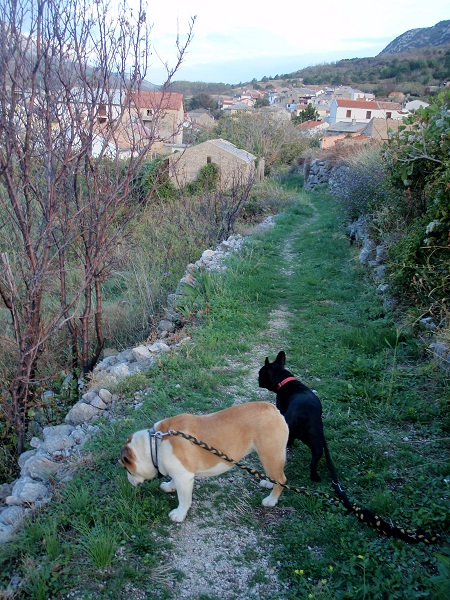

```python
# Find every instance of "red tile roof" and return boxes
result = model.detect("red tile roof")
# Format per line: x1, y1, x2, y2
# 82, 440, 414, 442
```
377, 101, 402, 110
297, 120, 323, 129
128, 91, 183, 111
336, 99, 380, 109
336, 99, 402, 111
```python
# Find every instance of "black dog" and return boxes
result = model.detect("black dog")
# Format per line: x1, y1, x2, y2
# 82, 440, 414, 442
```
258, 352, 441, 544
258, 350, 326, 482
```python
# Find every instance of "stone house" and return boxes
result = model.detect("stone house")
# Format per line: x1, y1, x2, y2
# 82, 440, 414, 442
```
186, 110, 216, 131
168, 139, 264, 188
360, 117, 404, 142
127, 90, 185, 145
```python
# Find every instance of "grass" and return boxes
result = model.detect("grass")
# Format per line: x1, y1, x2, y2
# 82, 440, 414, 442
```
0, 185, 449, 598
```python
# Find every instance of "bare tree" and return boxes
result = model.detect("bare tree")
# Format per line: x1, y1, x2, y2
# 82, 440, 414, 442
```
214, 110, 310, 168
0, 0, 193, 456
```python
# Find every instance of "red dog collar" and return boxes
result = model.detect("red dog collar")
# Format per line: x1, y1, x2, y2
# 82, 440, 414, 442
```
277, 376, 297, 390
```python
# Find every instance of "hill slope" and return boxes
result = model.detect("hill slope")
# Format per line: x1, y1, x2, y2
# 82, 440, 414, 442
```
379, 20, 450, 55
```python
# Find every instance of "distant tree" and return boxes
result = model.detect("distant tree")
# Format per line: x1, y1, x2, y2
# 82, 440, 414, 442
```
292, 104, 320, 124
214, 111, 309, 169
188, 93, 217, 111
255, 98, 270, 108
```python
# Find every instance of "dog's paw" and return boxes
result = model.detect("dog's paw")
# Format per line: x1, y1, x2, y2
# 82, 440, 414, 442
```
160, 481, 176, 493
262, 494, 278, 508
259, 479, 274, 490
168, 508, 187, 522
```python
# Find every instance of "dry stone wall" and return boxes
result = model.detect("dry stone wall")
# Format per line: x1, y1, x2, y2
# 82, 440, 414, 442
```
0, 225, 277, 544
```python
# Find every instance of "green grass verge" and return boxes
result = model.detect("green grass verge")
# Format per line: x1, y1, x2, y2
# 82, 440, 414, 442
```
0, 188, 449, 599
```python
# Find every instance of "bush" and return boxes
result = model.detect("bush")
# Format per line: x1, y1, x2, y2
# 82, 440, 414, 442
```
186, 162, 220, 194
384, 92, 450, 310
330, 144, 397, 221
129, 157, 177, 202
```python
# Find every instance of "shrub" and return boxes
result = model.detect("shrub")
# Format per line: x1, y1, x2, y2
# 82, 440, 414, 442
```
330, 144, 397, 221
186, 162, 220, 194
384, 92, 450, 310
130, 157, 177, 203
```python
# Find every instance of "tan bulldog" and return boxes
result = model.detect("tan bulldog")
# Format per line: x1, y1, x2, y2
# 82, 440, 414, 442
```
120, 402, 289, 522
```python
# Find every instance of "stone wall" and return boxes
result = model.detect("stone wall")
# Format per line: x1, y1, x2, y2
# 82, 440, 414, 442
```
304, 156, 450, 372
0, 225, 276, 544
303, 157, 349, 193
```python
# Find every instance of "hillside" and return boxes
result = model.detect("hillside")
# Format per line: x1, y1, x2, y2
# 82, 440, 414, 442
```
170, 45, 450, 98
170, 21, 450, 98
274, 44, 450, 95
379, 20, 450, 55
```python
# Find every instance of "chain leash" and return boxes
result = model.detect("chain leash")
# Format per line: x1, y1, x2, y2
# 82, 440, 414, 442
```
162, 429, 440, 545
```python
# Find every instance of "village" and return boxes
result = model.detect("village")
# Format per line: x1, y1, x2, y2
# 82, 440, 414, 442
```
82, 81, 432, 191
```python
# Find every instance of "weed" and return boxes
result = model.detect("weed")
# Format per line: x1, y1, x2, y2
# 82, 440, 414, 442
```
22, 559, 54, 600
77, 520, 120, 569
114, 372, 153, 396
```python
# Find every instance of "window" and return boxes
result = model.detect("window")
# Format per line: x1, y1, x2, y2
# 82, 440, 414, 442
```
366, 111, 372, 119
386, 112, 392, 119
346, 110, 351, 118
146, 109, 153, 117
97, 103, 107, 123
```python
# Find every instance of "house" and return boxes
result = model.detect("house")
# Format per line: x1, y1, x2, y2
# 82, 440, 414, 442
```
220, 97, 235, 109
91, 121, 163, 160
322, 115, 410, 149
328, 99, 405, 124
311, 97, 332, 121
186, 110, 215, 131
222, 102, 254, 115
168, 139, 263, 188
321, 121, 366, 149
388, 91, 406, 104
296, 120, 329, 138
127, 90, 184, 145
360, 118, 404, 142
239, 90, 265, 104
350, 89, 366, 100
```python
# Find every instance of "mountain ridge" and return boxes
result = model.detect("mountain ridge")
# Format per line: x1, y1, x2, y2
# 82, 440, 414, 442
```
379, 20, 450, 55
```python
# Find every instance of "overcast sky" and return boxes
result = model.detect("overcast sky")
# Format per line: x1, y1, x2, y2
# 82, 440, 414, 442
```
133, 1, 449, 84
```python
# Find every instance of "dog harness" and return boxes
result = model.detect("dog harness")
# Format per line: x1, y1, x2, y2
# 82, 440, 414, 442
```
147, 428, 171, 479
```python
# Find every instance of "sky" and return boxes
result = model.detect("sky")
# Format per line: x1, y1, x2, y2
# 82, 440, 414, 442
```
132, 1, 449, 85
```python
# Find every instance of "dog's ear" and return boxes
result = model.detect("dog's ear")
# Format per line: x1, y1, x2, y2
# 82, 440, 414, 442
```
120, 444, 135, 470
265, 357, 270, 366
276, 351, 286, 367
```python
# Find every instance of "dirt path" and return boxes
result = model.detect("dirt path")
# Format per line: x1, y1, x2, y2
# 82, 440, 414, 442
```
150, 232, 298, 599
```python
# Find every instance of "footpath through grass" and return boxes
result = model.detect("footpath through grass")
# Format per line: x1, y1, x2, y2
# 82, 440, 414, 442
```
1, 188, 449, 599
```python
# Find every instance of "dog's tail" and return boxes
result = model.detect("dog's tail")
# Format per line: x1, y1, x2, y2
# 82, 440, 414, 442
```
322, 437, 439, 543
323, 437, 353, 511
